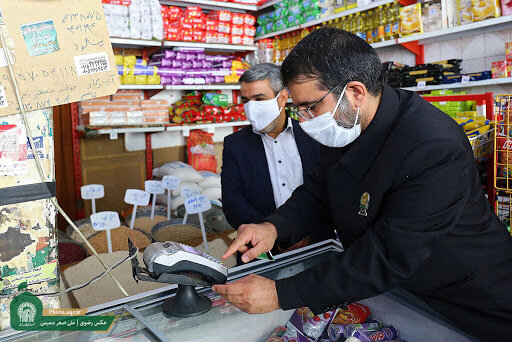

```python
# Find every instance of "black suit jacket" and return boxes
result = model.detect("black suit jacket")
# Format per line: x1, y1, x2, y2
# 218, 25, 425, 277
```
221, 119, 323, 243
267, 85, 512, 340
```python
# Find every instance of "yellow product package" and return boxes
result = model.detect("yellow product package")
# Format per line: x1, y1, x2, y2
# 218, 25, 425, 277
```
457, 0, 473, 24
399, 3, 423, 36
472, 0, 501, 21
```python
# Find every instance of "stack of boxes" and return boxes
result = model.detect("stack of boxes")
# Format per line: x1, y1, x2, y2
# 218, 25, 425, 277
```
491, 42, 512, 79
149, 48, 250, 85
79, 90, 170, 126
425, 90, 477, 118
103, 0, 164, 40
163, 6, 256, 45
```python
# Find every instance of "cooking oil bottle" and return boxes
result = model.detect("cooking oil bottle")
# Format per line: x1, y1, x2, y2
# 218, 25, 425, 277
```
391, 2, 401, 39
376, 6, 386, 42
384, 3, 393, 41
273, 36, 281, 63
371, 11, 378, 43
346, 14, 354, 33
354, 13, 365, 40
366, 10, 374, 44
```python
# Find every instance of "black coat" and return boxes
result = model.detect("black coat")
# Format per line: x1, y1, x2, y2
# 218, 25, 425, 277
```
267, 85, 512, 340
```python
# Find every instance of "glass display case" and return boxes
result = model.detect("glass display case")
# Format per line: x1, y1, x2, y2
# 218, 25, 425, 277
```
0, 240, 476, 342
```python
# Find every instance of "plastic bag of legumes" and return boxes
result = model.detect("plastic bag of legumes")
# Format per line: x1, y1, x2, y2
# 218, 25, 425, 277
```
187, 130, 217, 172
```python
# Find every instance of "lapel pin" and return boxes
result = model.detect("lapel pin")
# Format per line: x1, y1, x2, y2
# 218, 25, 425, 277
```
358, 192, 370, 216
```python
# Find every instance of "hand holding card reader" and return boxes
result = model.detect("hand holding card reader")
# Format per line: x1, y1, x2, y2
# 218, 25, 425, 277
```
129, 239, 228, 318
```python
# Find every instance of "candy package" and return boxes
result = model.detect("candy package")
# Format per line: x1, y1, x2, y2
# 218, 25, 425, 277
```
472, 0, 501, 21
288, 307, 337, 340
399, 3, 423, 36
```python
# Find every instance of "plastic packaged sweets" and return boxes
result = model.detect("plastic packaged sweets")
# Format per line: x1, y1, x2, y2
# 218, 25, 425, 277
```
334, 0, 346, 13
422, 2, 445, 32
472, 0, 501, 21
457, 0, 473, 24
399, 3, 423, 36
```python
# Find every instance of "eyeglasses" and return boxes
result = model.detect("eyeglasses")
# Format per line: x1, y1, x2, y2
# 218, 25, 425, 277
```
291, 85, 340, 121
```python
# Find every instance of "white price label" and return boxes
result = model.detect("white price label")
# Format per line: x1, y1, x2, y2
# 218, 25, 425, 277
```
145, 180, 165, 194
181, 186, 200, 199
81, 184, 105, 200
184, 195, 212, 214
162, 175, 180, 190
124, 189, 150, 206
109, 132, 118, 140
417, 81, 426, 89
74, 52, 111, 76
91, 211, 121, 231
461, 75, 470, 84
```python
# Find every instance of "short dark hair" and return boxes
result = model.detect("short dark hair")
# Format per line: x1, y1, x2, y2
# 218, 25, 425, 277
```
281, 28, 385, 96
239, 63, 283, 96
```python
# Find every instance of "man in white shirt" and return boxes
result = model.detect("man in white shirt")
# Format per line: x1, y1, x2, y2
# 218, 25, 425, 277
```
221, 63, 332, 256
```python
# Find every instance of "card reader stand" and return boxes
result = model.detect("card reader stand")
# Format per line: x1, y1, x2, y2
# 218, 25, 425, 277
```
128, 239, 213, 317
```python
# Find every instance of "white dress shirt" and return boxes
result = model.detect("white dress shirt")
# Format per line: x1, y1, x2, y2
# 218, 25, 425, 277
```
254, 118, 304, 208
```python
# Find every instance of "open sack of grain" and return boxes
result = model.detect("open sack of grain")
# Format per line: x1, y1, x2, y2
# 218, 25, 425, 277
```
125, 205, 169, 234
61, 251, 169, 308
86, 226, 151, 254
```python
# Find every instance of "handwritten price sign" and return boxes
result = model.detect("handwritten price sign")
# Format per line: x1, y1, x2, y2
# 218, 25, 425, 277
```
181, 186, 200, 199
91, 211, 120, 231
162, 175, 180, 190
124, 189, 150, 206
81, 184, 104, 200
184, 195, 212, 214
145, 180, 165, 194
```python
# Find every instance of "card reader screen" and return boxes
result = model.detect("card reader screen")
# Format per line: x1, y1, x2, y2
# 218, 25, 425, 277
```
181, 244, 201, 255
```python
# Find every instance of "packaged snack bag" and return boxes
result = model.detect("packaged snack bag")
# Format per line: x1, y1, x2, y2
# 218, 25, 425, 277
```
332, 303, 371, 325
187, 130, 217, 172
399, 3, 423, 36
288, 307, 337, 340
472, 0, 501, 21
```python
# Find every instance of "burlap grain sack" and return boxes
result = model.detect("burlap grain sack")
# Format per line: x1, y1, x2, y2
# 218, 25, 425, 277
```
62, 252, 168, 309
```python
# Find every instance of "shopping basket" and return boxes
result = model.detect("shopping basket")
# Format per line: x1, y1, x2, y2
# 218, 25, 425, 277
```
469, 128, 494, 161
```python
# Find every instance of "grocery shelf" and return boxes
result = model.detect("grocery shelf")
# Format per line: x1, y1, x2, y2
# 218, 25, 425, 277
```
370, 40, 398, 49
160, 0, 257, 12
85, 121, 250, 137
119, 85, 165, 90
398, 15, 512, 45
163, 41, 257, 51
165, 84, 241, 90
166, 121, 250, 131
110, 38, 163, 47
402, 77, 512, 92
86, 126, 167, 137
257, 0, 280, 10
255, 0, 395, 41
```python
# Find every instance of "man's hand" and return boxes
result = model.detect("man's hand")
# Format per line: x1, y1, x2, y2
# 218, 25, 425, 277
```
212, 274, 280, 314
222, 222, 277, 263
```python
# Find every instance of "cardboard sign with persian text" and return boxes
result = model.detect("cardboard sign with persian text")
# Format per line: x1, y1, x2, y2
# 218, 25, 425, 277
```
0, 0, 119, 117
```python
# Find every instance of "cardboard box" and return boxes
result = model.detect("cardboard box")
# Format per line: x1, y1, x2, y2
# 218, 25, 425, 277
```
0, 0, 119, 117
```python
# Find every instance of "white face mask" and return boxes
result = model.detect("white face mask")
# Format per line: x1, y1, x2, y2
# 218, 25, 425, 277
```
244, 91, 284, 132
299, 84, 361, 148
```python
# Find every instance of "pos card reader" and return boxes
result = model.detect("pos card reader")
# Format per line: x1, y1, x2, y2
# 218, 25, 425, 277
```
129, 239, 228, 317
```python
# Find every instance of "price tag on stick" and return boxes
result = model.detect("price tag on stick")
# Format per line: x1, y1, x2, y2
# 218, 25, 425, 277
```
145, 180, 165, 220
124, 189, 150, 230
181, 186, 200, 224
81, 184, 104, 215
91, 211, 121, 254
162, 176, 180, 220
184, 195, 212, 251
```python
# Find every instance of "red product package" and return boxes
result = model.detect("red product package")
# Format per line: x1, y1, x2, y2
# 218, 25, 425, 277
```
193, 30, 206, 42
332, 303, 371, 325
167, 6, 182, 21
102, 0, 131, 5
243, 25, 255, 36
230, 35, 243, 45
182, 30, 194, 42
185, 6, 203, 18
242, 35, 254, 45
217, 33, 230, 44
205, 31, 218, 43
166, 27, 181, 41
243, 14, 256, 26
218, 22, 231, 34
232, 13, 245, 25
187, 130, 217, 172
208, 10, 231, 22
231, 24, 243, 36
206, 20, 218, 32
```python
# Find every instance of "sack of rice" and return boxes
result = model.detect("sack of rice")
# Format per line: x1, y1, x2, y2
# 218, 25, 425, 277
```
152, 161, 203, 183
198, 171, 221, 189
171, 182, 203, 197
202, 187, 222, 202
156, 194, 185, 211
86, 226, 151, 254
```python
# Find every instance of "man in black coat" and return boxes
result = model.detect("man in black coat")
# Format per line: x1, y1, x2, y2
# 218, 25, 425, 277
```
213, 28, 512, 340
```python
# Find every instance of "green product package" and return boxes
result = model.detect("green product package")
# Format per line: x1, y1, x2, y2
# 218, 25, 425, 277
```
286, 14, 304, 26
304, 9, 321, 22
275, 0, 290, 9
273, 19, 288, 31
300, 0, 320, 12
274, 7, 289, 19
202, 92, 229, 106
